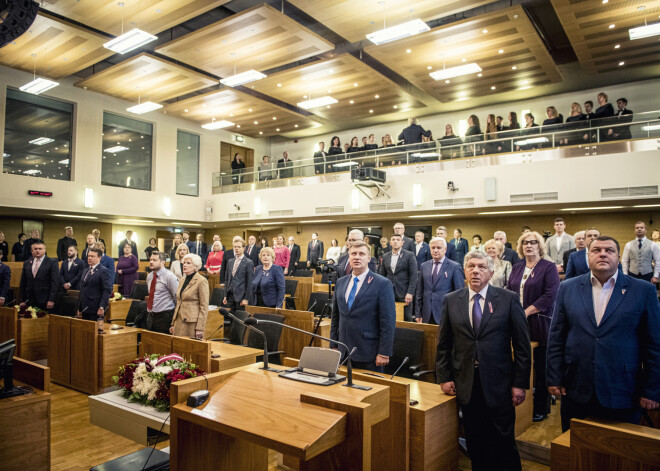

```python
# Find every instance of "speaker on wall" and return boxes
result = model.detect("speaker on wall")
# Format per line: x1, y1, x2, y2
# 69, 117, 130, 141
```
0, 0, 40, 49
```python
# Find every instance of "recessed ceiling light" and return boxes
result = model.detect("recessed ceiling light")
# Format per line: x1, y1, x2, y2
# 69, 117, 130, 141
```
477, 73, 483, 77
276, 128, 280, 131
326, 105, 331, 108
406, 49, 412, 53
277, 83, 282, 87
512, 66, 517, 70
427, 66, 432, 70
327, 89, 332, 93
374, 94, 379, 98
523, 80, 529, 84
445, 79, 450, 84
254, 121, 258, 124
638, 5, 645, 11
272, 117, 277, 120
369, 109, 374, 113
461, 58, 467, 62
353, 83, 358, 87
184, 108, 189, 112
498, 49, 504, 53
609, 24, 615, 29
220, 69, 266, 87
294, 124, 299, 128
393, 105, 398, 109
614, 44, 620, 49
259, 131, 263, 135
236, 125, 241, 128
602, 0, 608, 3
248, 108, 253, 112
229, 113, 234, 117
491, 86, 496, 90
366, 18, 430, 44
349, 100, 354, 104
482, 29, 488, 33
618, 61, 625, 66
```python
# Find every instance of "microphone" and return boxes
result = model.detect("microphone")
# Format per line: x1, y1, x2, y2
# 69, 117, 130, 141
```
390, 356, 409, 379
227, 311, 281, 372
244, 317, 370, 390
339, 346, 357, 367
307, 300, 318, 313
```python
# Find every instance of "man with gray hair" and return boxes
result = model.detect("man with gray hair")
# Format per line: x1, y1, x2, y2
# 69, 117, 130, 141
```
398, 117, 431, 145
493, 231, 519, 265
146, 251, 179, 333
336, 229, 378, 279
562, 230, 586, 272
565, 228, 601, 279
436, 226, 457, 261
437, 250, 531, 471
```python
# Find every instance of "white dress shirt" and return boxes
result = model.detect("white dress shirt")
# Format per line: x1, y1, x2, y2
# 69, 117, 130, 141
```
555, 233, 564, 252
416, 242, 423, 255
468, 285, 489, 328
345, 269, 369, 303
591, 271, 617, 326
621, 236, 660, 277
390, 250, 401, 273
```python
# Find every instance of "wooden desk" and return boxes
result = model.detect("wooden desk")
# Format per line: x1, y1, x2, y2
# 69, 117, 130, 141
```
206, 272, 221, 294
169, 364, 390, 471
98, 324, 141, 390
550, 430, 570, 471
246, 305, 331, 359
6, 261, 22, 288
210, 342, 262, 372
313, 282, 334, 294
286, 275, 314, 311
0, 358, 50, 471
105, 298, 133, 324
0, 307, 49, 361
395, 302, 405, 321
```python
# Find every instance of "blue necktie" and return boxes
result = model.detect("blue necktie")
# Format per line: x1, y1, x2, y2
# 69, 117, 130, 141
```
472, 293, 482, 335
347, 276, 359, 310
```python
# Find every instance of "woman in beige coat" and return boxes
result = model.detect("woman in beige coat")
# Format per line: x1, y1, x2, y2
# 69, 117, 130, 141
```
170, 253, 209, 338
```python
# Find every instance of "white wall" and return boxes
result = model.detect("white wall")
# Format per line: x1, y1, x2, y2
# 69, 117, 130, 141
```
0, 65, 271, 221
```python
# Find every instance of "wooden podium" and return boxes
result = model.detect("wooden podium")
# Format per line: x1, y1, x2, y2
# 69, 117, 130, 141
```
169, 365, 390, 471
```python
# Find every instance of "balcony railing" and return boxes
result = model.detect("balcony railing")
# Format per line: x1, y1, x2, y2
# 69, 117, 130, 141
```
212, 112, 660, 193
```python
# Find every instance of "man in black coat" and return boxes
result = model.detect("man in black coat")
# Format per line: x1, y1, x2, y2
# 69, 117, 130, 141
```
59, 246, 84, 291
277, 151, 294, 179
222, 239, 254, 313
287, 236, 301, 275
118, 231, 138, 258
336, 229, 378, 280
77, 248, 113, 321
22, 229, 42, 261
56, 226, 78, 261
436, 251, 531, 471
397, 117, 431, 144
306, 233, 324, 269
393, 222, 415, 253
494, 231, 520, 265
450, 228, 470, 266
245, 235, 261, 267
81, 233, 97, 268
313, 142, 326, 175
19, 241, 59, 311
379, 234, 418, 321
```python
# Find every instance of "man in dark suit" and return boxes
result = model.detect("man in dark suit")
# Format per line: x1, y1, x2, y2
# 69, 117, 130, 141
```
397, 117, 431, 144
313, 142, 326, 175
450, 228, 469, 266
415, 238, 464, 324
22, 229, 41, 261
277, 151, 294, 179
19, 241, 59, 311
565, 228, 601, 279
81, 233, 96, 267
331, 241, 395, 372
77, 248, 113, 321
287, 236, 301, 275
607, 97, 633, 140
118, 231, 138, 258
222, 239, 254, 313
379, 234, 418, 321
245, 235, 261, 267
56, 226, 77, 261
494, 231, 520, 265
59, 246, 84, 291
436, 226, 456, 262
437, 251, 531, 471
190, 234, 208, 264
562, 230, 585, 271
0, 256, 11, 306
413, 231, 431, 269
393, 222, 415, 253
547, 236, 660, 432
219, 236, 240, 284
306, 233, 324, 269
336, 230, 378, 280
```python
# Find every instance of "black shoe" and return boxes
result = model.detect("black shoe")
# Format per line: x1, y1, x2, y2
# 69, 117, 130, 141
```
533, 413, 546, 422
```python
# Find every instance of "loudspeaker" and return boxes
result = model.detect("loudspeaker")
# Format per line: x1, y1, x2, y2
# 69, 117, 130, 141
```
0, 0, 40, 49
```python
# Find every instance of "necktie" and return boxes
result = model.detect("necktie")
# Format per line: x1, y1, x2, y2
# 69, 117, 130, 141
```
313, 240, 316, 249
455, 239, 459, 248
232, 258, 241, 276
345, 261, 352, 275
472, 294, 483, 335
248, 245, 252, 255
32, 257, 41, 277
347, 276, 359, 310
638, 239, 643, 249
147, 272, 158, 311
432, 261, 440, 284
197, 242, 201, 254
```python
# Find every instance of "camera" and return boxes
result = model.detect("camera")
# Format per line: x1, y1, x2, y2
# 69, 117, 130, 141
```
316, 259, 337, 274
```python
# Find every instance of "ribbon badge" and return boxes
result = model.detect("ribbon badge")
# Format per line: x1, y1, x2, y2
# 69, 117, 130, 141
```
444, 271, 448, 278
488, 301, 493, 314
367, 276, 374, 284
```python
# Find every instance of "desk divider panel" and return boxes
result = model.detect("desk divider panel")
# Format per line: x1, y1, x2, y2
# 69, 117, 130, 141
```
70, 318, 99, 394
172, 336, 212, 372
17, 315, 49, 360
0, 307, 17, 344
395, 321, 438, 383
13, 356, 50, 392
286, 276, 313, 311
204, 310, 224, 340
139, 331, 173, 357
48, 315, 71, 385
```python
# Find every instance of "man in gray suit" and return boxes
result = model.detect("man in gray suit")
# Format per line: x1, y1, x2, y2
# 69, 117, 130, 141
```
436, 251, 531, 471
222, 238, 254, 313
545, 217, 575, 273
379, 234, 418, 321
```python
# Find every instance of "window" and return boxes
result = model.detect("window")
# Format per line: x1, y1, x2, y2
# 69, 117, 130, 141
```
3, 88, 73, 181
176, 130, 199, 196
102, 112, 152, 190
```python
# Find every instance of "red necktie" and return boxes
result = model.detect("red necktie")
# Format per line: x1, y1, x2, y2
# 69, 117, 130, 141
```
147, 272, 158, 311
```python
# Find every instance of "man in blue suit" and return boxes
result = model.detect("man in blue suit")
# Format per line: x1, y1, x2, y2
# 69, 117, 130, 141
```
450, 228, 469, 266
436, 226, 456, 262
547, 236, 660, 432
59, 245, 84, 291
415, 238, 464, 324
331, 241, 395, 372
77, 248, 113, 321
413, 231, 431, 269
564, 228, 600, 279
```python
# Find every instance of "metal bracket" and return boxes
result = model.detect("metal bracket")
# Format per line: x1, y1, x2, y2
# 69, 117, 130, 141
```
353, 181, 391, 200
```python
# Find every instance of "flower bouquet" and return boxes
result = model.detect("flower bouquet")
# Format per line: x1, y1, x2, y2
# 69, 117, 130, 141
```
111, 292, 124, 301
112, 353, 205, 412
15, 305, 47, 319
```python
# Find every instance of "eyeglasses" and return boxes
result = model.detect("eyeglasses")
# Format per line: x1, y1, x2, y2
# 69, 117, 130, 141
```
522, 240, 539, 246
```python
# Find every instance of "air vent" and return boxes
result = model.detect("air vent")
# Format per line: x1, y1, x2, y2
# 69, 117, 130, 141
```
370, 202, 404, 212
510, 192, 558, 203
434, 197, 475, 208
315, 206, 345, 215
601, 185, 658, 199
269, 209, 294, 217
228, 212, 250, 220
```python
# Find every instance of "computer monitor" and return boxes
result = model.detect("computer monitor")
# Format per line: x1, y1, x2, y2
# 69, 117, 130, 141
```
0, 338, 27, 399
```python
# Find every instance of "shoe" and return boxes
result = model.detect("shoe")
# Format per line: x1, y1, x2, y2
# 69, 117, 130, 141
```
533, 414, 546, 422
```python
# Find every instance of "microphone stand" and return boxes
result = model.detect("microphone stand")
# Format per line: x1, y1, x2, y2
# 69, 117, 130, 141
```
245, 318, 370, 390
225, 311, 281, 373
308, 278, 334, 347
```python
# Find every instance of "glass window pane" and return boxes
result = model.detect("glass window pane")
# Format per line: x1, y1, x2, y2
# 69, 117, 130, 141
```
102, 112, 152, 191
3, 88, 73, 181
176, 130, 199, 196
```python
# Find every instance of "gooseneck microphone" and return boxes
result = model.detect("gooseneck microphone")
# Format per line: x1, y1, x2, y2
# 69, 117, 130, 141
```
222, 309, 281, 372
390, 356, 409, 380
244, 317, 370, 390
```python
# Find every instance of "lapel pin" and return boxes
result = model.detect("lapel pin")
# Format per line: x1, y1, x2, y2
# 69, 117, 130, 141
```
622, 289, 626, 295
488, 301, 493, 314
368, 276, 373, 284
444, 271, 448, 278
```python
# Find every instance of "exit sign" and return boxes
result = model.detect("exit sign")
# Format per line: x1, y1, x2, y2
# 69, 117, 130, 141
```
233, 134, 245, 143
28, 190, 53, 197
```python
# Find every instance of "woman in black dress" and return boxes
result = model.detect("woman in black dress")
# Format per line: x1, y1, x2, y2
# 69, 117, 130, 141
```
230, 153, 246, 184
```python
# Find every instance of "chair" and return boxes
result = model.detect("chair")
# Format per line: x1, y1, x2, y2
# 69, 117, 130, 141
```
109, 300, 147, 328
284, 279, 298, 310
383, 327, 432, 380
295, 269, 314, 277
209, 287, 226, 306
307, 292, 331, 317
137, 271, 147, 280
247, 313, 286, 365
130, 281, 149, 301
209, 309, 248, 345
55, 296, 79, 317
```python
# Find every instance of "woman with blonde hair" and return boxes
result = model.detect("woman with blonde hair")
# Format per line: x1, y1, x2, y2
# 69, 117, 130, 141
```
484, 239, 512, 288
252, 247, 285, 308
170, 243, 189, 280
561, 102, 587, 146
170, 253, 209, 338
